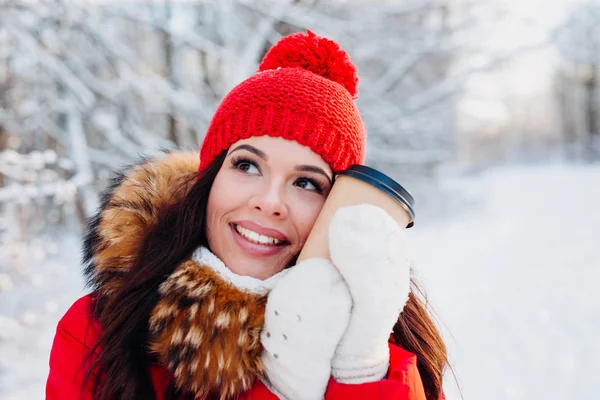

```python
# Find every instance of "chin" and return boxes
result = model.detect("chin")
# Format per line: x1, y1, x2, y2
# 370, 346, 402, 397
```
227, 248, 299, 277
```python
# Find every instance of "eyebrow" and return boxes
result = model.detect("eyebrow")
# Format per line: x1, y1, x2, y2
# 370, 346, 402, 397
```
295, 165, 333, 184
229, 144, 333, 184
229, 144, 267, 160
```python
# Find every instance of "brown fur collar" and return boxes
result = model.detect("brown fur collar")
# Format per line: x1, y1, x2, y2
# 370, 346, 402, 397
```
82, 152, 267, 399
149, 257, 267, 399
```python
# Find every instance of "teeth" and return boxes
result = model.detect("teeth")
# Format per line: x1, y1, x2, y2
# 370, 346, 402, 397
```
235, 225, 282, 246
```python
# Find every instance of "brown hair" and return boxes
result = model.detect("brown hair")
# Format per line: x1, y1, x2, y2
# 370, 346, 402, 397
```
391, 281, 449, 400
82, 151, 448, 400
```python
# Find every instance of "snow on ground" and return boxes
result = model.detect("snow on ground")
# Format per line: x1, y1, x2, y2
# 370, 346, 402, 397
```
0, 162, 599, 399
0, 233, 87, 400
411, 163, 600, 399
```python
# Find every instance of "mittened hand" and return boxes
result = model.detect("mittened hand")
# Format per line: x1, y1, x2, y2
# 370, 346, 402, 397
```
328, 204, 412, 384
260, 258, 352, 400
329, 204, 411, 312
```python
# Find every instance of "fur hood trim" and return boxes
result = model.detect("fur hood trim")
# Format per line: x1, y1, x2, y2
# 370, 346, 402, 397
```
83, 151, 200, 297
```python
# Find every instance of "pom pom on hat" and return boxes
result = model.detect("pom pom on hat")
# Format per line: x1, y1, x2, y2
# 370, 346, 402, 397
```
258, 30, 359, 99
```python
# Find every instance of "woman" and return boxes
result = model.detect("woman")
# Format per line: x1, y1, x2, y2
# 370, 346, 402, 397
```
46, 31, 448, 400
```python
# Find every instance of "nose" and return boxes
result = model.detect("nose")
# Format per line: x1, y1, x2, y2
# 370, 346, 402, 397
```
249, 182, 289, 218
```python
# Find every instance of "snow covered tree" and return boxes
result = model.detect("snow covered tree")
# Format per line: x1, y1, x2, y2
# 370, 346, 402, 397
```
554, 1, 600, 160
0, 0, 487, 241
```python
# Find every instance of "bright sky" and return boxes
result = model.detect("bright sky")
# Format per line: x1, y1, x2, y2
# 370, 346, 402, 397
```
457, 0, 590, 130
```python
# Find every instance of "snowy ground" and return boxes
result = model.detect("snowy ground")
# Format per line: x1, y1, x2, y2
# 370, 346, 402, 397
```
1, 162, 599, 399
0, 232, 86, 400
411, 163, 600, 399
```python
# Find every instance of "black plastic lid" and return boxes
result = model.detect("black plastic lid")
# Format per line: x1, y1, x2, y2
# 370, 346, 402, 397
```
336, 165, 415, 228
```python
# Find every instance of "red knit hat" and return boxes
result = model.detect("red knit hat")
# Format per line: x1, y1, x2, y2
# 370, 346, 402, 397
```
199, 30, 365, 173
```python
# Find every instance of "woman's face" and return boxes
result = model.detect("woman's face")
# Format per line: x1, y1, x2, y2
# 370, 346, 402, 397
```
206, 136, 333, 280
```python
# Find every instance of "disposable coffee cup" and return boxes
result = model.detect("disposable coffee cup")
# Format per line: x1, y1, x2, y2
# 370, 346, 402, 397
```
297, 164, 415, 262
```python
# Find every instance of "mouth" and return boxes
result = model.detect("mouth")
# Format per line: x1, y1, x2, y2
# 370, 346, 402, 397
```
229, 222, 291, 257
233, 224, 287, 246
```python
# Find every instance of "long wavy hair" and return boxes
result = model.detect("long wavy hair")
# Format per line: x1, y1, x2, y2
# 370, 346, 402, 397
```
83, 151, 449, 400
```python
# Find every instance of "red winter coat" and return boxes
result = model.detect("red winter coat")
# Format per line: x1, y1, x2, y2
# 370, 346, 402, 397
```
47, 294, 431, 400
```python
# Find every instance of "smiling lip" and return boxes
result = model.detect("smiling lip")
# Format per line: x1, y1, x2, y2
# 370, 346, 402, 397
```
231, 220, 290, 242
229, 223, 290, 257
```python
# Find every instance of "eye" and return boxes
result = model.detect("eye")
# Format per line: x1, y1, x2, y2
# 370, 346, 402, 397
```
295, 178, 323, 194
231, 156, 260, 175
238, 162, 259, 174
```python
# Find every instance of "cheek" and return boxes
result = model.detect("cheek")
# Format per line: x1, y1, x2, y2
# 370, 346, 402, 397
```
206, 172, 252, 232
293, 198, 326, 243
205, 191, 219, 248
206, 175, 232, 243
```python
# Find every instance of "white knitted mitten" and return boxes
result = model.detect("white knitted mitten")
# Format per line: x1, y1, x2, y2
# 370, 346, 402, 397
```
260, 258, 352, 400
329, 204, 412, 384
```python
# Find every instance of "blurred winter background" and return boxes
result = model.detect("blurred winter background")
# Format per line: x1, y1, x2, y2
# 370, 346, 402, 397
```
1, 0, 599, 399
